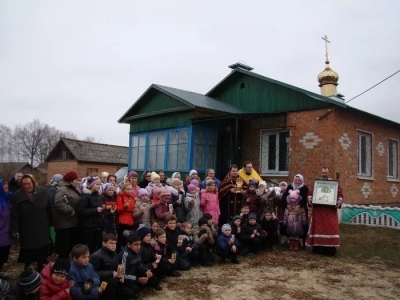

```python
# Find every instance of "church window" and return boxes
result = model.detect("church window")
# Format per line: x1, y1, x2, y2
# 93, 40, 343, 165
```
260, 130, 289, 175
357, 130, 373, 177
387, 139, 398, 179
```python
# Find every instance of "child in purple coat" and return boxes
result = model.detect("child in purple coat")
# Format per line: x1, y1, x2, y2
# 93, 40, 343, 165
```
0, 179, 14, 280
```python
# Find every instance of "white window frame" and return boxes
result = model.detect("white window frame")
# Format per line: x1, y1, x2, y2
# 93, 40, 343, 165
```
357, 130, 373, 179
260, 129, 290, 176
387, 138, 399, 181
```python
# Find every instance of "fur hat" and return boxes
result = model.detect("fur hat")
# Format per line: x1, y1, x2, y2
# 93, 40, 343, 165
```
248, 213, 257, 220
87, 176, 101, 188
128, 171, 138, 178
232, 215, 241, 222
206, 179, 215, 186
198, 217, 208, 227
136, 226, 152, 240
248, 180, 256, 187
150, 172, 160, 182
138, 188, 148, 197
279, 181, 288, 188
63, 171, 79, 182
221, 223, 231, 232
50, 174, 63, 185
190, 179, 199, 186
51, 258, 71, 276
19, 269, 42, 292
170, 178, 182, 187
189, 170, 197, 176
187, 184, 196, 192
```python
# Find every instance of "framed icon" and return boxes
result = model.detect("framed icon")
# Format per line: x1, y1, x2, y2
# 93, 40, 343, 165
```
312, 179, 339, 206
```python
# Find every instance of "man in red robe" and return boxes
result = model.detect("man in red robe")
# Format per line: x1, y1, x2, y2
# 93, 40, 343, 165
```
306, 167, 343, 256
218, 164, 246, 227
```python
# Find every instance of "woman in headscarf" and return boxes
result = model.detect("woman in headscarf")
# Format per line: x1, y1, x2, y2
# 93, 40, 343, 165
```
282, 174, 309, 249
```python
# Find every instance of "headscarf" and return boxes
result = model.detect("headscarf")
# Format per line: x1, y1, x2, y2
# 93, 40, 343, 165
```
292, 174, 305, 190
0, 179, 12, 211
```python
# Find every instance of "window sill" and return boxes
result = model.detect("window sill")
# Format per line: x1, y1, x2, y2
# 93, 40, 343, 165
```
387, 178, 400, 182
357, 176, 374, 181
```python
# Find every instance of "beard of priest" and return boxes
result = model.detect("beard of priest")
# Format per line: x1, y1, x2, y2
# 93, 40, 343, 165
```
218, 165, 246, 227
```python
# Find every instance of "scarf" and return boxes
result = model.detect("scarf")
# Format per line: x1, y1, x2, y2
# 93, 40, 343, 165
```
292, 174, 305, 190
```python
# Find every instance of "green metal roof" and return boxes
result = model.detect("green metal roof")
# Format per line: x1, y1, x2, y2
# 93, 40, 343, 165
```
154, 84, 247, 114
206, 68, 348, 108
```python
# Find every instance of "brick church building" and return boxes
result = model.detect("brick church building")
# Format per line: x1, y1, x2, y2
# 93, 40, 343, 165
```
119, 47, 399, 206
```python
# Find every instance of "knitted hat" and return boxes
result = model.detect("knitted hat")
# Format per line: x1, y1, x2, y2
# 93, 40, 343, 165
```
232, 215, 241, 222
51, 258, 71, 276
190, 179, 199, 186
0, 279, 11, 298
63, 171, 79, 182
221, 224, 231, 232
289, 190, 300, 199
198, 217, 208, 227
136, 226, 152, 240
103, 183, 114, 192
152, 187, 162, 197
206, 179, 215, 186
151, 172, 160, 182
138, 188, 148, 197
248, 180, 256, 187
279, 181, 288, 188
128, 171, 138, 178
160, 187, 171, 195
189, 170, 197, 176
171, 172, 181, 179
50, 174, 63, 184
19, 269, 42, 292
259, 181, 267, 188
248, 213, 257, 220
187, 184, 196, 192
87, 177, 101, 188
170, 178, 181, 187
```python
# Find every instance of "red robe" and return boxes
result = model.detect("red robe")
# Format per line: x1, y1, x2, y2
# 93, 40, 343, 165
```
306, 181, 344, 247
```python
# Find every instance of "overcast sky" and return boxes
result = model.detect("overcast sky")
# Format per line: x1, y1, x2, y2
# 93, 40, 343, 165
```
1, 0, 399, 146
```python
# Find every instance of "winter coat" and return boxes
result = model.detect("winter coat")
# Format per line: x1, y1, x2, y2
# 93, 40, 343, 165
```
217, 233, 240, 254
171, 190, 186, 223
185, 192, 202, 227
200, 190, 220, 223
0, 179, 14, 247
78, 192, 104, 230
101, 194, 117, 234
260, 218, 279, 235
90, 246, 118, 280
154, 202, 173, 228
165, 227, 186, 254
116, 192, 135, 226
40, 261, 72, 300
8, 176, 21, 193
145, 182, 163, 199
260, 192, 278, 218
200, 177, 222, 189
11, 186, 52, 249
133, 198, 153, 227
140, 242, 156, 270
117, 246, 147, 282
5, 283, 40, 300
243, 190, 261, 215
53, 180, 80, 230
242, 222, 265, 243
195, 229, 214, 246
46, 184, 58, 206
68, 261, 100, 300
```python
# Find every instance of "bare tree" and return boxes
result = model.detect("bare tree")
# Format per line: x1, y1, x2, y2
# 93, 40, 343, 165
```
83, 136, 102, 143
37, 128, 78, 163
13, 119, 49, 166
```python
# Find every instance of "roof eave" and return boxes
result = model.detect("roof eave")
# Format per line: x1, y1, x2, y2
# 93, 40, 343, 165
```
120, 106, 193, 123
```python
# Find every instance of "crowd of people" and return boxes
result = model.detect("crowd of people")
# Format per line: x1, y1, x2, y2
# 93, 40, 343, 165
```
0, 162, 343, 300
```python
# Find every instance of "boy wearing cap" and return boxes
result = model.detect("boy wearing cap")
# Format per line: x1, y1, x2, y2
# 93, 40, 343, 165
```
40, 258, 72, 299
7, 269, 42, 299
217, 224, 240, 264
90, 234, 135, 300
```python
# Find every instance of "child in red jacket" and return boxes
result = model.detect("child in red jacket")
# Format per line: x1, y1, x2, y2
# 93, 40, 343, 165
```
116, 183, 136, 251
40, 258, 72, 300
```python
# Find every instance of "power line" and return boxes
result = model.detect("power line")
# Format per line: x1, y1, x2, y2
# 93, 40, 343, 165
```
345, 69, 400, 103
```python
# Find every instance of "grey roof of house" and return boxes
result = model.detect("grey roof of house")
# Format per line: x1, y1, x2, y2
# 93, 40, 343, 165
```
59, 138, 128, 164
153, 84, 247, 114
0, 162, 31, 174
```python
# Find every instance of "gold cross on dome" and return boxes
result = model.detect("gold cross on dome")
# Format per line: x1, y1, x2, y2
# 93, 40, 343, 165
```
321, 35, 331, 61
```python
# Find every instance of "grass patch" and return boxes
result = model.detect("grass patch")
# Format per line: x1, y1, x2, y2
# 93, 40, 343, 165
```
339, 224, 400, 267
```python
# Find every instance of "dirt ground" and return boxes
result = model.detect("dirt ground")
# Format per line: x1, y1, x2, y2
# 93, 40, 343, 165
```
4, 224, 400, 300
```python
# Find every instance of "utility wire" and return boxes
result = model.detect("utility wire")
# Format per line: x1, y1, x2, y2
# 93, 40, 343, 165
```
345, 69, 400, 103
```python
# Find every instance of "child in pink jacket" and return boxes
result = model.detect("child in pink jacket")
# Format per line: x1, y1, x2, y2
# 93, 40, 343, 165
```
200, 179, 220, 223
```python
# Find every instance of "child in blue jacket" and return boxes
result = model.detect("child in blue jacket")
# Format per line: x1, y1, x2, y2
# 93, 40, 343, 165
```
217, 224, 240, 264
68, 244, 102, 299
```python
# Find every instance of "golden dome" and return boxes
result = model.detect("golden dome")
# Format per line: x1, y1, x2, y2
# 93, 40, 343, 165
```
318, 60, 339, 87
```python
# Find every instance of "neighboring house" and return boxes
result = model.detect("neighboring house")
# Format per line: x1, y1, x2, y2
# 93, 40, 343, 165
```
46, 138, 128, 182
35, 162, 48, 185
0, 162, 34, 181
119, 59, 400, 206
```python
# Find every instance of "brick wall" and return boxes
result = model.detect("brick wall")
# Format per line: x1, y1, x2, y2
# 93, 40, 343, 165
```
47, 161, 126, 182
239, 107, 400, 206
